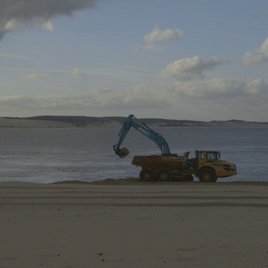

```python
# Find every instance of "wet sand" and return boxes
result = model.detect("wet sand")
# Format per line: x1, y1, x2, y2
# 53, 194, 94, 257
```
0, 181, 268, 268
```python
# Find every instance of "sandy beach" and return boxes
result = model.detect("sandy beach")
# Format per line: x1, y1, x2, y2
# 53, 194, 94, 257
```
0, 181, 268, 268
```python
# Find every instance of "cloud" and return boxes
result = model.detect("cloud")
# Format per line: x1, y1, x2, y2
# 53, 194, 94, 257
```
0, 0, 98, 40
144, 26, 183, 50
0, 53, 28, 60
0, 87, 169, 115
41, 19, 54, 31
0, 78, 267, 119
172, 78, 268, 98
24, 73, 46, 80
72, 68, 88, 77
162, 56, 225, 80
243, 37, 268, 64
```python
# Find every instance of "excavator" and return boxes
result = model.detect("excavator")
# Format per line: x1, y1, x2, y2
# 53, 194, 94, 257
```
113, 114, 237, 182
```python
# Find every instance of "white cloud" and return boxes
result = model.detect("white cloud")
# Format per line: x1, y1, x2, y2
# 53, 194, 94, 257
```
40, 19, 54, 31
5, 18, 55, 32
0, 53, 28, 60
162, 56, 225, 80
0, 87, 168, 115
0, 78, 267, 120
72, 68, 88, 77
243, 37, 268, 64
4, 17, 54, 33
0, 0, 98, 39
24, 73, 46, 80
144, 26, 183, 50
172, 78, 268, 98
144, 26, 183, 44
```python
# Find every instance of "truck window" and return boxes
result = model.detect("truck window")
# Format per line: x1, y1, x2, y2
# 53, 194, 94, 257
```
207, 152, 220, 161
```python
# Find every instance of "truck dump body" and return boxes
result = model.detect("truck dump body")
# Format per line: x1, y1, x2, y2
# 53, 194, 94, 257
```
132, 155, 194, 181
132, 155, 185, 170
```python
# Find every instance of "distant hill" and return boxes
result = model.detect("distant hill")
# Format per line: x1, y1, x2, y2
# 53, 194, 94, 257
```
0, 116, 268, 128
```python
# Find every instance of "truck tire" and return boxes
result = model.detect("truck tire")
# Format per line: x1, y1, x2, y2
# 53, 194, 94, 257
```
158, 170, 170, 181
139, 169, 155, 181
198, 168, 217, 182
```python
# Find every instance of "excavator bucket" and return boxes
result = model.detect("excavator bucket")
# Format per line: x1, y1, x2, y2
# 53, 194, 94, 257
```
115, 147, 129, 158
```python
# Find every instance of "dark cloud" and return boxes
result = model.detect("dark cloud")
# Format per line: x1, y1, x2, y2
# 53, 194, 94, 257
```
0, 0, 98, 39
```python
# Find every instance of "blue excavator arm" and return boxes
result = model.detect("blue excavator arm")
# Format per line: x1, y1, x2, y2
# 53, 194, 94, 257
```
113, 114, 171, 158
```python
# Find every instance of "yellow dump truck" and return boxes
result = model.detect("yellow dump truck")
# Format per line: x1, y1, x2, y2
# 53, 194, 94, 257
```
113, 115, 237, 182
132, 150, 237, 182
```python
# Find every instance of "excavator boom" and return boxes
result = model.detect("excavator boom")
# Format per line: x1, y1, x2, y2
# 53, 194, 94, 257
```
113, 114, 171, 158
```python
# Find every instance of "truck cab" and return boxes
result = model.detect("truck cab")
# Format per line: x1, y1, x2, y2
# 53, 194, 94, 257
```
190, 150, 237, 182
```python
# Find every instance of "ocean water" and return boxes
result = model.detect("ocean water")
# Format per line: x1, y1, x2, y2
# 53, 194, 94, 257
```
0, 127, 267, 183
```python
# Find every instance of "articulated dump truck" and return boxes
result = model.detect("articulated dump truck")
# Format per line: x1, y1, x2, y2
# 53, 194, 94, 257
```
113, 115, 237, 182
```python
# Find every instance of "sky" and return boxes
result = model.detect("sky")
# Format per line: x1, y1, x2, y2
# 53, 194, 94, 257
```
0, 0, 268, 121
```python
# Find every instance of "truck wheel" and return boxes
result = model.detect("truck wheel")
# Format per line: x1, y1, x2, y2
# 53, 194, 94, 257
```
158, 170, 170, 181
139, 170, 155, 181
198, 168, 217, 182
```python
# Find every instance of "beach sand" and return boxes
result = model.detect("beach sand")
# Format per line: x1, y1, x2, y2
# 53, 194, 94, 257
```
0, 181, 268, 268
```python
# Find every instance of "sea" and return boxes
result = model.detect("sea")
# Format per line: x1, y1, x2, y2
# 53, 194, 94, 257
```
0, 127, 267, 183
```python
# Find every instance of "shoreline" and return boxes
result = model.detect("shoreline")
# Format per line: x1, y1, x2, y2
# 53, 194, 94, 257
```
1, 178, 268, 186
